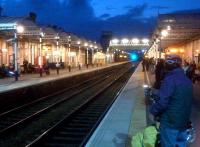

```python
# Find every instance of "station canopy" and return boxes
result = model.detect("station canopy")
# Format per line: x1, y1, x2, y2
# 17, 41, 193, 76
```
109, 37, 150, 52
0, 17, 40, 36
152, 13, 200, 49
0, 16, 101, 48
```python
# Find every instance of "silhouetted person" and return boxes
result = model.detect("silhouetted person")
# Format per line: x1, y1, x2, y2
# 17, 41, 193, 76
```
153, 59, 165, 89
142, 57, 145, 72
186, 61, 196, 83
44, 63, 50, 75
23, 59, 28, 73
78, 62, 81, 70
56, 62, 60, 74
146, 58, 150, 71
14, 70, 19, 81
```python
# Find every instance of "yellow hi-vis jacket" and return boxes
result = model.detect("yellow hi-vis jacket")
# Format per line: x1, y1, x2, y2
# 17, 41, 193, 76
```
131, 126, 158, 147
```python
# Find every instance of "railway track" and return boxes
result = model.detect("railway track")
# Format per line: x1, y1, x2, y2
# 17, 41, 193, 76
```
0, 63, 134, 146
0, 66, 121, 136
26, 65, 135, 147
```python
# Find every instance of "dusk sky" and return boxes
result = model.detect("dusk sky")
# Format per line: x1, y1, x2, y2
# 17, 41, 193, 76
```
0, 0, 200, 41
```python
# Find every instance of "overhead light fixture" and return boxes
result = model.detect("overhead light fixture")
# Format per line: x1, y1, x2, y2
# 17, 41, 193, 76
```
167, 25, 171, 31
121, 38, 129, 44
161, 30, 168, 37
132, 38, 139, 44
84, 43, 88, 46
16, 25, 24, 33
142, 38, 149, 44
112, 39, 119, 44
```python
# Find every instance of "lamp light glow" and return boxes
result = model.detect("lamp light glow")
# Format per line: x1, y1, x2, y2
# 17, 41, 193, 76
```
132, 38, 139, 44
112, 39, 119, 44
167, 25, 171, 31
142, 38, 149, 44
16, 25, 24, 33
84, 43, 88, 46
121, 38, 129, 44
161, 30, 168, 37
130, 53, 139, 61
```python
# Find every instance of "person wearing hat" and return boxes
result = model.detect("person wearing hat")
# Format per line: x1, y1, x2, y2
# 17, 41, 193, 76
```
149, 55, 193, 147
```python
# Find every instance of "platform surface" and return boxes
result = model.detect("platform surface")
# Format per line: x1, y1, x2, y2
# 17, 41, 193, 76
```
0, 63, 125, 93
86, 63, 147, 147
86, 64, 200, 147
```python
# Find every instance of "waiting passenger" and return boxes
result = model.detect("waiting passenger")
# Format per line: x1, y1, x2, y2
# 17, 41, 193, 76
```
149, 55, 193, 147
153, 59, 165, 89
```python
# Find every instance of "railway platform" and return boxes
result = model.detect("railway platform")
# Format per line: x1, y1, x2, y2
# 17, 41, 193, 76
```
0, 62, 199, 147
0, 62, 125, 93
86, 63, 200, 147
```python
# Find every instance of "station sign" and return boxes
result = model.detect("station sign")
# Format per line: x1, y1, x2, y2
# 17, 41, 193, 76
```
0, 23, 16, 30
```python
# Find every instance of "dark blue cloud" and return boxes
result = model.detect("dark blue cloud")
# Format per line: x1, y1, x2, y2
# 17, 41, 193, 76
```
123, 3, 148, 18
100, 13, 110, 19
98, 3, 155, 38
173, 8, 200, 14
105, 6, 116, 10
150, 5, 170, 10
0, 0, 155, 40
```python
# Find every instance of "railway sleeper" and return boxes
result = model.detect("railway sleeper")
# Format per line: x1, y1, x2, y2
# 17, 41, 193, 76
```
80, 112, 102, 116
8, 115, 27, 120
73, 116, 98, 121
57, 131, 86, 137
69, 121, 94, 126
4, 117, 21, 122
71, 119, 96, 124
0, 124, 12, 130
63, 127, 89, 132
0, 121, 13, 126
77, 113, 100, 117
50, 136, 84, 143
44, 142, 79, 147
67, 123, 93, 128
82, 108, 104, 112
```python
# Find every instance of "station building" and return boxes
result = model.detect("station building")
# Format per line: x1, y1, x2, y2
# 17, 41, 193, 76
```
148, 13, 200, 63
0, 16, 105, 71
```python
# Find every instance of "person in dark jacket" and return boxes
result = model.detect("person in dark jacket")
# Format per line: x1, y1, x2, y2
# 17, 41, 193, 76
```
153, 59, 165, 89
150, 55, 193, 147
142, 57, 146, 72
186, 61, 196, 83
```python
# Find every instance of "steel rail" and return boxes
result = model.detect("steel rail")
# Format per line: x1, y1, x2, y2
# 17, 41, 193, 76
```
26, 66, 135, 147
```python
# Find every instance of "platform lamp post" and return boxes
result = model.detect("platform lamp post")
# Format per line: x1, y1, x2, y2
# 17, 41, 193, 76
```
55, 34, 60, 63
154, 38, 159, 63
55, 34, 60, 74
13, 25, 24, 81
77, 41, 81, 70
90, 44, 94, 66
38, 31, 44, 77
84, 43, 88, 68
158, 29, 168, 59
94, 45, 98, 66
68, 35, 71, 72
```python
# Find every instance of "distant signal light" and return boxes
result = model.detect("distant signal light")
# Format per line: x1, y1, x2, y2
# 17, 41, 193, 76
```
130, 53, 138, 61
